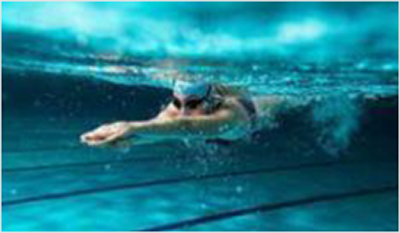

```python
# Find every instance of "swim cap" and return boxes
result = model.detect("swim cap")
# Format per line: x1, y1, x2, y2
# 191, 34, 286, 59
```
173, 80, 210, 99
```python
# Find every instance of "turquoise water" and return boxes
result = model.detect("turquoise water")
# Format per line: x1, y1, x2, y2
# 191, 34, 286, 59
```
2, 2, 398, 231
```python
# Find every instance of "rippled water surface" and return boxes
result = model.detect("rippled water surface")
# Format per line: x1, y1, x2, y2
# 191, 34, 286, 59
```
3, 2, 398, 95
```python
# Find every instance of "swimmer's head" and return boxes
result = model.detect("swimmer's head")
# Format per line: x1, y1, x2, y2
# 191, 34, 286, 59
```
173, 80, 211, 100
172, 80, 212, 115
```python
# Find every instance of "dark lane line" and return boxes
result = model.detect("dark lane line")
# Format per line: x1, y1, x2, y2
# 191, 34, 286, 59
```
2, 159, 389, 207
141, 185, 398, 231
3, 155, 182, 173
3, 130, 84, 135
3, 145, 83, 153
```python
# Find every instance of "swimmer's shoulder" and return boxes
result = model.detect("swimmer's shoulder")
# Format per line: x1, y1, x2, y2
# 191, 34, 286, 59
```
156, 102, 179, 120
210, 85, 253, 115
211, 84, 250, 97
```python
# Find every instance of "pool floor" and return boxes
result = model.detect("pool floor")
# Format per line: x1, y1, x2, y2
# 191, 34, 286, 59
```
2, 118, 398, 231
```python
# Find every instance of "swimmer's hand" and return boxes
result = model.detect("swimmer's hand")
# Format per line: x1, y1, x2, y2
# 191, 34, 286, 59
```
80, 121, 135, 147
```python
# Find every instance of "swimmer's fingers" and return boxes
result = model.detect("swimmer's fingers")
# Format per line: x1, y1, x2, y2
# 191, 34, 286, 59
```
85, 129, 133, 147
85, 134, 122, 147
80, 132, 109, 144
80, 123, 118, 143
80, 132, 98, 143
80, 133, 96, 144
81, 122, 135, 147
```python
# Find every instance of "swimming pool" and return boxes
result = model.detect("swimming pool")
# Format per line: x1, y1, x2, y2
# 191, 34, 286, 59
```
2, 2, 398, 231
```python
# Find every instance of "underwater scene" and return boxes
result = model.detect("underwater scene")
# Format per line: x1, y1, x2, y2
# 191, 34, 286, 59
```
2, 2, 398, 231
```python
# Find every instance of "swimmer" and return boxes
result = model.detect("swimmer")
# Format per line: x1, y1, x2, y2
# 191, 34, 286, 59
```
80, 80, 308, 147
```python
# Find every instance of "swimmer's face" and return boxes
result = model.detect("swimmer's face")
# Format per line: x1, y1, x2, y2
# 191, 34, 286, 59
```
172, 95, 207, 116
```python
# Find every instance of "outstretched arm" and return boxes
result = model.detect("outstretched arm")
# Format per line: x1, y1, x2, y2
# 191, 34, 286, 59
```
134, 108, 241, 138
81, 106, 246, 147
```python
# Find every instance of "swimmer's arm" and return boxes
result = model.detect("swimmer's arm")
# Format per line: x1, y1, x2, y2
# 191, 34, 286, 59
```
131, 109, 244, 138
